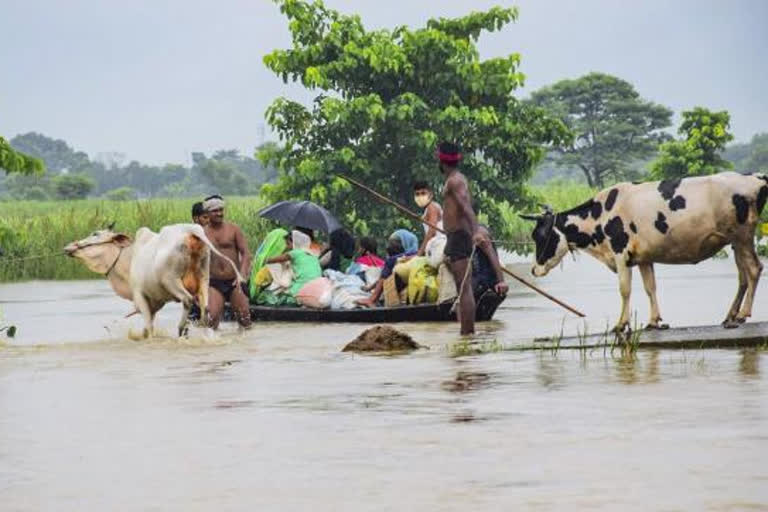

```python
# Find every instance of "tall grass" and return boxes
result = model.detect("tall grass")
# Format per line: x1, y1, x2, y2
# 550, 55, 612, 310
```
497, 182, 596, 251
0, 197, 270, 281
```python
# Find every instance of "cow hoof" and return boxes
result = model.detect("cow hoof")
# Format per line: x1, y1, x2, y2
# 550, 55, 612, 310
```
612, 324, 630, 335
178, 326, 189, 338
645, 323, 669, 331
723, 320, 741, 329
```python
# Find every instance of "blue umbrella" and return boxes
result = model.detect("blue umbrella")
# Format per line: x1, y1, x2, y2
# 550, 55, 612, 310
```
258, 200, 342, 234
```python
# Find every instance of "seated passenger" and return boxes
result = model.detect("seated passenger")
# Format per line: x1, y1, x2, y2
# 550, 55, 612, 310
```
294, 227, 324, 256
319, 228, 356, 272
266, 230, 323, 300
355, 236, 385, 268
249, 228, 289, 301
356, 229, 418, 307
472, 225, 509, 298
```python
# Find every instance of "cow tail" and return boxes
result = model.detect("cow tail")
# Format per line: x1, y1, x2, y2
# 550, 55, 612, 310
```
189, 227, 245, 284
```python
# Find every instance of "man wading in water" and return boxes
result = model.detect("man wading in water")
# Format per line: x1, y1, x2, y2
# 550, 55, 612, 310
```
203, 195, 252, 329
438, 142, 508, 335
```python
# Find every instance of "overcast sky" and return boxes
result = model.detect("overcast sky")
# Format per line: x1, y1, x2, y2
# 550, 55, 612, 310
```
2, 0, 766, 165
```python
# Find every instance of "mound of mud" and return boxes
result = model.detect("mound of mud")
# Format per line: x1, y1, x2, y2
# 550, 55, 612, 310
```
342, 325, 425, 353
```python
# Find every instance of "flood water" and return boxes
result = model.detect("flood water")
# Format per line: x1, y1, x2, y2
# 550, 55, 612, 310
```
1, 256, 766, 510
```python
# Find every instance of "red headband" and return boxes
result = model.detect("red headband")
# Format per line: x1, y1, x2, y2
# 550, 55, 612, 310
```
436, 150, 462, 163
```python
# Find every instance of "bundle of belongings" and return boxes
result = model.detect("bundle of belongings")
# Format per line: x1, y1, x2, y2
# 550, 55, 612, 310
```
248, 226, 495, 310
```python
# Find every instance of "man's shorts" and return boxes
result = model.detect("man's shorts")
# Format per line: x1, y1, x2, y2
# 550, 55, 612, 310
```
444, 230, 473, 262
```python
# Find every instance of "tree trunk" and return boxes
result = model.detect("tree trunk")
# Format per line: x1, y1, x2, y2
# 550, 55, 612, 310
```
579, 164, 595, 188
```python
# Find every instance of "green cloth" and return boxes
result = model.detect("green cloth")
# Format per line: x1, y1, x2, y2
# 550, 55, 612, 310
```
288, 249, 322, 296
256, 289, 297, 307
249, 228, 288, 299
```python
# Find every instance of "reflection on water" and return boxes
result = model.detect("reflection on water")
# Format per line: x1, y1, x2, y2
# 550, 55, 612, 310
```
739, 349, 760, 377
1, 258, 767, 510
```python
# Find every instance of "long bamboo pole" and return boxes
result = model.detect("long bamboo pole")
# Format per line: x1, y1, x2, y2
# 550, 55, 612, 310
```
337, 173, 586, 318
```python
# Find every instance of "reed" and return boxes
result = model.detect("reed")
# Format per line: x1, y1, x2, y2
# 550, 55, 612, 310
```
496, 182, 596, 251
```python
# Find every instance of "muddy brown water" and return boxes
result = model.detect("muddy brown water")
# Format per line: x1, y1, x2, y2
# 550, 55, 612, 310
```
1, 256, 766, 510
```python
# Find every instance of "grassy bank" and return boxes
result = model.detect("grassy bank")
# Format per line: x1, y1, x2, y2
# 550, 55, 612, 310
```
0, 197, 270, 281
0, 183, 596, 282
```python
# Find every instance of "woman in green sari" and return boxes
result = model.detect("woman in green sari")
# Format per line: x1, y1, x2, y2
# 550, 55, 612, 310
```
249, 228, 288, 301
266, 230, 323, 297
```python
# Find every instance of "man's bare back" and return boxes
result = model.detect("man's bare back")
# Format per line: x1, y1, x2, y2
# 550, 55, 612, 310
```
442, 170, 477, 236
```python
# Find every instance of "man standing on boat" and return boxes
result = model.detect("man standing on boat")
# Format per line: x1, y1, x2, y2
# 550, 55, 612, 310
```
413, 180, 443, 256
438, 142, 508, 335
203, 195, 252, 330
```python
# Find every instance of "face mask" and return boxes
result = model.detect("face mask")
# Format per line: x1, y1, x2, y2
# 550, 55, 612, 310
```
414, 194, 431, 208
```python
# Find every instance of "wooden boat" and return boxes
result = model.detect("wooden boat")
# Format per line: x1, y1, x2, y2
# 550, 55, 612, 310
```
223, 290, 505, 323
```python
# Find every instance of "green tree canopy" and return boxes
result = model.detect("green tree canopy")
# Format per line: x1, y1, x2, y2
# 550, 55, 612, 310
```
529, 72, 673, 188
52, 173, 95, 200
260, 0, 569, 238
650, 107, 734, 180
1, 136, 45, 175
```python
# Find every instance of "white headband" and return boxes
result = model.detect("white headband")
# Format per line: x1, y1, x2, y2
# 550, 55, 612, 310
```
203, 197, 225, 211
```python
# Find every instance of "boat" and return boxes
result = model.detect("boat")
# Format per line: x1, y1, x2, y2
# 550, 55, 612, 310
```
223, 290, 505, 323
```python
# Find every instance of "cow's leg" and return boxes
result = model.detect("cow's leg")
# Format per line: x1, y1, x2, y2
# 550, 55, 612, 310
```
736, 242, 763, 323
614, 259, 633, 333
639, 263, 668, 329
133, 292, 155, 338
162, 276, 196, 337
724, 246, 748, 327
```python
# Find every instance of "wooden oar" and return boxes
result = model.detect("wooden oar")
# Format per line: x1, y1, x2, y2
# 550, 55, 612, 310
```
337, 173, 586, 318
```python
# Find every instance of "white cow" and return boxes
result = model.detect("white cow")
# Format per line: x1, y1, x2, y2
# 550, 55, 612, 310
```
65, 223, 243, 337
521, 172, 768, 331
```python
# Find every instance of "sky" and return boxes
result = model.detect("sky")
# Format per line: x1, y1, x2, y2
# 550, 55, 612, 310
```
1, 0, 766, 165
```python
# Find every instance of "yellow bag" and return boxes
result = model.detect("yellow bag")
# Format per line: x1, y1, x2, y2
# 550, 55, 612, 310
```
407, 260, 439, 304
394, 256, 427, 283
253, 266, 273, 288
383, 275, 402, 307
761, 223, 768, 236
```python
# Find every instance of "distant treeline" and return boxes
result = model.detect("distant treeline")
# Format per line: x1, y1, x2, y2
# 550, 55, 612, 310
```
0, 132, 278, 201
532, 132, 768, 185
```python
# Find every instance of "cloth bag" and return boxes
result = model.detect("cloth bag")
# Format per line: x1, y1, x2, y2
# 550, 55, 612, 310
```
296, 277, 333, 309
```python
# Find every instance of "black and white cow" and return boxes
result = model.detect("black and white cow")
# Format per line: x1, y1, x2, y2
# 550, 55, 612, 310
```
521, 172, 768, 331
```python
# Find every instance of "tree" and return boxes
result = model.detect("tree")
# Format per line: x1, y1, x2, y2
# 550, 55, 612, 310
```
53, 173, 94, 199
259, 0, 569, 238
529, 72, 673, 188
1, 136, 44, 175
9, 132, 85, 174
650, 107, 734, 180
104, 186, 137, 201
745, 133, 768, 171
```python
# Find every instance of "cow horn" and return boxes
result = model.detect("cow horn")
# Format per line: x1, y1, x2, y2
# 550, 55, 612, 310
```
538, 203, 553, 215
518, 213, 541, 221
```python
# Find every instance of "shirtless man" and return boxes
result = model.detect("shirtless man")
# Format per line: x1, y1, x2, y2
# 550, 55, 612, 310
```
202, 195, 252, 329
413, 181, 443, 256
191, 201, 209, 227
438, 142, 508, 335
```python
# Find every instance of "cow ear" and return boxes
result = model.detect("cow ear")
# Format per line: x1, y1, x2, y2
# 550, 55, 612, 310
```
518, 214, 541, 222
112, 233, 132, 247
